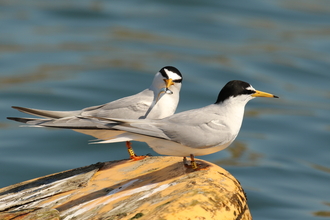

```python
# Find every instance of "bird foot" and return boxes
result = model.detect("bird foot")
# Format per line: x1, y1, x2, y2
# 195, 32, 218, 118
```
130, 155, 148, 161
126, 141, 147, 161
183, 155, 210, 171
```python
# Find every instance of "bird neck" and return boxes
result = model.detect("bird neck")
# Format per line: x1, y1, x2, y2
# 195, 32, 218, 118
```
143, 83, 181, 119
217, 96, 249, 133
149, 72, 164, 91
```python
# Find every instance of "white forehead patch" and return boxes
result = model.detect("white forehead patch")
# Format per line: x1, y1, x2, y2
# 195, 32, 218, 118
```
246, 85, 255, 91
164, 68, 182, 80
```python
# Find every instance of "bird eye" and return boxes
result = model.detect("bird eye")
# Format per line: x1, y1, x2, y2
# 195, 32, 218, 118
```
244, 90, 255, 95
172, 79, 182, 83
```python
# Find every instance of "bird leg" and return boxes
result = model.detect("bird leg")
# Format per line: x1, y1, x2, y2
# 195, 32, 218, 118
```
190, 154, 198, 169
183, 154, 198, 170
183, 156, 188, 167
126, 141, 147, 161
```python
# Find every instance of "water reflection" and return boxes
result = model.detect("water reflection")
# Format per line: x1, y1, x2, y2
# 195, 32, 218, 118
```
313, 201, 330, 217
0, 65, 80, 88
309, 163, 330, 174
214, 142, 263, 167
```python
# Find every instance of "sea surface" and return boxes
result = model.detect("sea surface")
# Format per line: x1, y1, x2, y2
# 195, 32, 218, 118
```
1, 1, 330, 219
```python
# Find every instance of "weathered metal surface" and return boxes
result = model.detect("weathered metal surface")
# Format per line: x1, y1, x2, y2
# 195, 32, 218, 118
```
0, 162, 103, 211
0, 157, 252, 220
0, 208, 60, 220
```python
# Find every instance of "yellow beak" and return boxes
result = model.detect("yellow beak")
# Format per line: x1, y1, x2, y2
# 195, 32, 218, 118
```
164, 78, 174, 89
251, 90, 279, 98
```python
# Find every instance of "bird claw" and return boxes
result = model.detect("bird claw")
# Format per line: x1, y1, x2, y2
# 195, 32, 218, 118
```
183, 155, 210, 171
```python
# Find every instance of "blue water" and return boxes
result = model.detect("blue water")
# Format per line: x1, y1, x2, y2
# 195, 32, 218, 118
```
1, 1, 330, 219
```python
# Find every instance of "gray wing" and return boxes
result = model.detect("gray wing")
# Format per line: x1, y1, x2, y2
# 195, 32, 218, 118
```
156, 105, 233, 148
90, 117, 170, 140
9, 104, 232, 149
79, 89, 153, 118
98, 105, 233, 148
11, 89, 154, 120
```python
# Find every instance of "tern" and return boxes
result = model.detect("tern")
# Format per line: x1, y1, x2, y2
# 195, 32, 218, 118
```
87, 80, 279, 168
8, 66, 183, 160
8, 80, 278, 169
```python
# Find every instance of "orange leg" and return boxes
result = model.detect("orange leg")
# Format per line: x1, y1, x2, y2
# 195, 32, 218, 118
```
183, 154, 210, 170
183, 154, 198, 169
189, 154, 198, 169
126, 141, 147, 161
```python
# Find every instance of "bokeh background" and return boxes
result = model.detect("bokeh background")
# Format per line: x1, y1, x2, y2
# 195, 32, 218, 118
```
1, 1, 330, 219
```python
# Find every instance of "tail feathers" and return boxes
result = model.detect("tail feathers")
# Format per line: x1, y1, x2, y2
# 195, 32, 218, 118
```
7, 117, 44, 124
12, 106, 80, 119
7, 116, 112, 130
